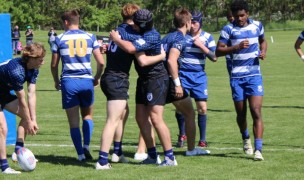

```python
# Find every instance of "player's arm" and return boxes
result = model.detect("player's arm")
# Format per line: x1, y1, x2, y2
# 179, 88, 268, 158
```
27, 82, 38, 129
193, 37, 217, 62
135, 46, 166, 67
109, 30, 136, 54
216, 39, 249, 57
50, 52, 61, 90
259, 37, 267, 60
92, 48, 105, 86
167, 48, 183, 98
15, 89, 37, 135
294, 38, 304, 60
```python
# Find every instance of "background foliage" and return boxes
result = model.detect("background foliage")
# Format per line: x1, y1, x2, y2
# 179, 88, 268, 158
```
0, 0, 303, 33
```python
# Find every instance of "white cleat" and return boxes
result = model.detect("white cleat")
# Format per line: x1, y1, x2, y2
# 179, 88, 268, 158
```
185, 148, 211, 156
159, 156, 178, 167
243, 139, 253, 155
254, 150, 264, 161
96, 162, 112, 170
134, 153, 148, 161
111, 154, 129, 163
2, 167, 21, 175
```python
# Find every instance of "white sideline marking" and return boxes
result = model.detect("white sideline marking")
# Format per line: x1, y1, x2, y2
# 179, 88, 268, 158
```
24, 143, 304, 152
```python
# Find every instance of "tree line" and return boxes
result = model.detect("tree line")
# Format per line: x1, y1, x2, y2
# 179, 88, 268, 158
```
0, 0, 303, 33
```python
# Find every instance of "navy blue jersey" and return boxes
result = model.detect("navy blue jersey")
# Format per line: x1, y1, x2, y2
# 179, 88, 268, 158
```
132, 28, 167, 78
0, 58, 39, 92
161, 30, 186, 72
104, 23, 141, 77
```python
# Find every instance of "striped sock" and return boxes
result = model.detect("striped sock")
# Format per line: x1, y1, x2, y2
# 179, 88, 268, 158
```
98, 151, 109, 165
0, 159, 9, 172
113, 141, 122, 156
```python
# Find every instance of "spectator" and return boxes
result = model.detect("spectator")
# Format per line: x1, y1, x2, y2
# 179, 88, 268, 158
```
11, 25, 21, 55
25, 25, 34, 46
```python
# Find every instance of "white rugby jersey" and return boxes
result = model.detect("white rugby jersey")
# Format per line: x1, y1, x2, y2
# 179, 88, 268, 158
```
218, 19, 264, 78
52, 29, 100, 79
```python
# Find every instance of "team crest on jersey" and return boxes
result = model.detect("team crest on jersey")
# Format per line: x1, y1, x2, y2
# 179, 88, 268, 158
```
176, 43, 182, 51
258, 85, 263, 92
136, 38, 146, 46
251, 29, 257, 35
147, 93, 153, 101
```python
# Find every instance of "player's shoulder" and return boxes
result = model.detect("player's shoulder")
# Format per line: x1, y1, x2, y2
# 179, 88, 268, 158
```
249, 19, 263, 28
143, 28, 161, 41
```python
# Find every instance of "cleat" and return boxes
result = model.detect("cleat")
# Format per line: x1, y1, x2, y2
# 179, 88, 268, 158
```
2, 167, 21, 175
95, 162, 112, 170
111, 154, 128, 163
159, 156, 178, 167
185, 148, 211, 156
140, 155, 161, 165
83, 148, 93, 160
176, 134, 187, 148
134, 153, 148, 161
254, 150, 264, 161
78, 154, 86, 161
243, 139, 253, 155
198, 141, 208, 148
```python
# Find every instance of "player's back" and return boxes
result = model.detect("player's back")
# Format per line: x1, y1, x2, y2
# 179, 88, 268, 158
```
53, 29, 99, 79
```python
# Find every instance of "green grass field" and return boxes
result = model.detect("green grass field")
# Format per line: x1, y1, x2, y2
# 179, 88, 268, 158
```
2, 30, 304, 179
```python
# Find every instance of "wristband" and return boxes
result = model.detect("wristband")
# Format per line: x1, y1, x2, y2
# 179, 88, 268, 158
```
301, 55, 304, 60
173, 77, 181, 87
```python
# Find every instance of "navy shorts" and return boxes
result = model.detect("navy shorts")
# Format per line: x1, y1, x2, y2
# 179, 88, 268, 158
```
136, 75, 169, 106
61, 78, 94, 109
0, 91, 17, 109
166, 77, 188, 104
100, 73, 129, 101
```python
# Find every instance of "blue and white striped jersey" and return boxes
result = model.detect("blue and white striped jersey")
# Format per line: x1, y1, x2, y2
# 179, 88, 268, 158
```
0, 58, 39, 92
218, 18, 265, 78
52, 29, 100, 79
180, 31, 216, 73
161, 30, 187, 72
298, 31, 304, 40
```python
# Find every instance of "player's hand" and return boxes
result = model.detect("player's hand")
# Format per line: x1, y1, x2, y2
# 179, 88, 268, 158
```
93, 77, 100, 87
109, 30, 120, 42
193, 36, 205, 48
239, 39, 249, 49
175, 86, 184, 98
55, 82, 61, 91
22, 120, 37, 135
259, 51, 266, 60
160, 45, 166, 60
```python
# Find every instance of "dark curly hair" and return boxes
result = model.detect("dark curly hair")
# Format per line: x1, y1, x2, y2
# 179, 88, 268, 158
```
230, 0, 249, 13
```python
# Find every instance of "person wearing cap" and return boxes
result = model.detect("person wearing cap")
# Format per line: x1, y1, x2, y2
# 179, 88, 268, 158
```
171, 10, 217, 150
161, 8, 212, 156
25, 25, 34, 46
48, 27, 57, 49
216, 0, 267, 161
0, 42, 46, 174
110, 9, 177, 166
96, 4, 165, 170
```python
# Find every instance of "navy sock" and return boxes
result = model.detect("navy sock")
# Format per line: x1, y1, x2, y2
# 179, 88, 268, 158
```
241, 129, 250, 140
82, 119, 94, 147
70, 128, 84, 155
15, 141, 24, 153
198, 114, 207, 141
113, 141, 122, 156
175, 112, 185, 135
147, 147, 157, 159
98, 151, 109, 165
0, 159, 9, 172
255, 138, 263, 151
164, 149, 174, 161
